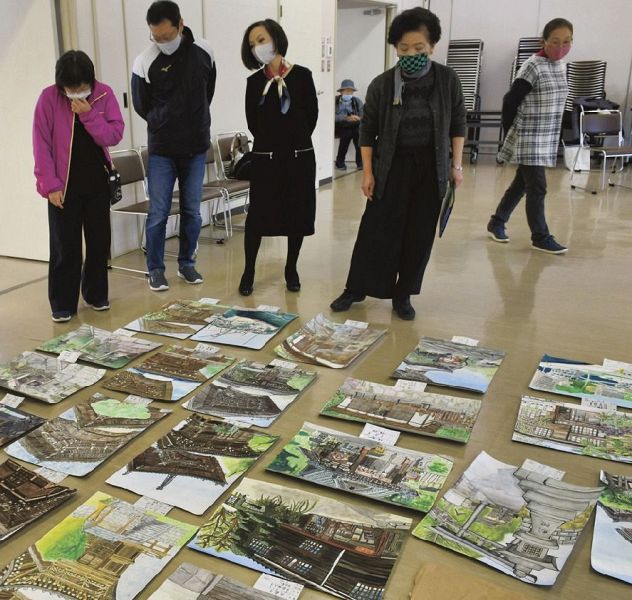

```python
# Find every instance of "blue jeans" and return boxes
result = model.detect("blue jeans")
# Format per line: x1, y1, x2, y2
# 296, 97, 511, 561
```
145, 152, 206, 272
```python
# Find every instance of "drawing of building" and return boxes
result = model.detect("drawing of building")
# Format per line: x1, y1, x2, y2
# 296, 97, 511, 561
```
73, 399, 161, 430
0, 459, 75, 537
0, 498, 183, 600
18, 418, 137, 463
495, 469, 602, 580
128, 446, 227, 488
224, 492, 403, 598
106, 370, 173, 400
190, 385, 281, 418
0, 407, 44, 445
335, 390, 477, 433
138, 318, 194, 335
220, 363, 298, 394
516, 402, 632, 449
160, 300, 221, 324
139, 350, 209, 382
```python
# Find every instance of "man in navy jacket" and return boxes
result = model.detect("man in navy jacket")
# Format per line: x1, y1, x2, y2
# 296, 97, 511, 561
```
132, 0, 216, 291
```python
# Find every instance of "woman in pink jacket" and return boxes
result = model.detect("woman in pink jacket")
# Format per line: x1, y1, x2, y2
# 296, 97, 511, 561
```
33, 50, 124, 322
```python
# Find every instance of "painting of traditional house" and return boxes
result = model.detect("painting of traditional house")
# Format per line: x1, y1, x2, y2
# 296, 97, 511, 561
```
267, 422, 453, 512
0, 491, 197, 600
321, 377, 482, 443
0, 351, 105, 404
413, 451, 603, 586
107, 415, 278, 515
37, 324, 160, 369
393, 337, 505, 393
529, 355, 632, 409
0, 459, 76, 541
184, 359, 316, 427
148, 562, 280, 599
0, 403, 44, 447
275, 313, 387, 369
124, 299, 227, 339
104, 345, 234, 402
189, 477, 411, 599
591, 471, 632, 585
513, 395, 632, 463
5, 393, 169, 476
191, 307, 297, 350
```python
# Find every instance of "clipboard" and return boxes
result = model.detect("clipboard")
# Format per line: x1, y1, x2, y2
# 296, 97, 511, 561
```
438, 180, 455, 238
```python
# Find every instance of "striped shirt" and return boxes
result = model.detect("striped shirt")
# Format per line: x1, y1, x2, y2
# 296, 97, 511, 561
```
498, 56, 568, 167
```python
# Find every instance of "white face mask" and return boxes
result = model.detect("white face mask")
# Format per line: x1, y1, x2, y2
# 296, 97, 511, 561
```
66, 89, 91, 100
253, 42, 276, 65
157, 34, 182, 55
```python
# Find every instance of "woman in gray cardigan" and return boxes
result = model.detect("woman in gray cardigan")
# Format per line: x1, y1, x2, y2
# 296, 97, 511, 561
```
330, 7, 465, 320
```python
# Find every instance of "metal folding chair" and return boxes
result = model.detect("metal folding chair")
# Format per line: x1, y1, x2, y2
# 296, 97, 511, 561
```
570, 109, 632, 193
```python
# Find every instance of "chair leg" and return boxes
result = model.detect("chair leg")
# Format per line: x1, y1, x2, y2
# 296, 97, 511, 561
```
569, 147, 581, 189
600, 152, 607, 192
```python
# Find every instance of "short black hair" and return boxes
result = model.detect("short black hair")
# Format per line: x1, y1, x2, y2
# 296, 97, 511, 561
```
55, 50, 95, 90
241, 19, 288, 70
388, 7, 441, 46
146, 1, 181, 27
542, 18, 573, 39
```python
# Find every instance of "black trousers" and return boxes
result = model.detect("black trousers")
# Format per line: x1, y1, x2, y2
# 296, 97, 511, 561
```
48, 175, 110, 313
491, 165, 550, 242
346, 147, 440, 299
336, 126, 361, 166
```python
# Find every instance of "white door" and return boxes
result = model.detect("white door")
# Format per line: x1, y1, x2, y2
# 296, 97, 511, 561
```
280, 0, 335, 184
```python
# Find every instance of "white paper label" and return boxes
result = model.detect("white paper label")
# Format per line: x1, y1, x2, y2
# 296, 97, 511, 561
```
199, 297, 220, 305
270, 358, 297, 370
344, 319, 369, 329
581, 397, 614, 410
133, 496, 173, 515
451, 336, 479, 347
113, 328, 136, 337
395, 379, 427, 392
254, 574, 304, 600
124, 395, 153, 406
36, 467, 67, 484
194, 342, 220, 355
521, 459, 565, 480
1, 393, 24, 408
360, 423, 401, 446
59, 350, 81, 363
256, 304, 281, 313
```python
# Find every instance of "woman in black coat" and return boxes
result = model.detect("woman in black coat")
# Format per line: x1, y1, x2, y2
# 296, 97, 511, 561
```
239, 19, 318, 295
330, 7, 465, 320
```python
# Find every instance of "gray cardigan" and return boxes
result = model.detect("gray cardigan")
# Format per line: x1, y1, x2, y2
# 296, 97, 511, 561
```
359, 62, 466, 201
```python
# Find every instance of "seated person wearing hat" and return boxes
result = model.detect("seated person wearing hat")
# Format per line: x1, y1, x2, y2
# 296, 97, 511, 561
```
335, 79, 363, 170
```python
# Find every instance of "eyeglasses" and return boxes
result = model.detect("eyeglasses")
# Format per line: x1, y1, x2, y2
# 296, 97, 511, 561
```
149, 28, 179, 44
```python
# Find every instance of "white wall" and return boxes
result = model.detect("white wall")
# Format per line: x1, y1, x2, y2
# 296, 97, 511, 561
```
335, 7, 386, 100
429, 0, 632, 134
0, 0, 59, 261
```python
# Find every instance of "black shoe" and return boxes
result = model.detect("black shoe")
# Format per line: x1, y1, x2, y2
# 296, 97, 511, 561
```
285, 267, 301, 292
239, 272, 254, 296
335, 161, 347, 171
148, 269, 169, 291
356, 162, 363, 170
393, 296, 416, 320
330, 289, 366, 312
177, 266, 204, 284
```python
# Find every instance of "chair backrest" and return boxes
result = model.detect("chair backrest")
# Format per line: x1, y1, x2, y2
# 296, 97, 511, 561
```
510, 36, 541, 82
446, 39, 483, 112
580, 110, 622, 142
111, 150, 145, 185
215, 132, 250, 178
565, 60, 607, 111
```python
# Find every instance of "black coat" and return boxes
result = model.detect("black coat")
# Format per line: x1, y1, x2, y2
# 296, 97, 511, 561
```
131, 27, 217, 157
245, 65, 318, 236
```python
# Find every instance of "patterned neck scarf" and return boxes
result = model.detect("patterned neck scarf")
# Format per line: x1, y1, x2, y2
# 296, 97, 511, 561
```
260, 58, 294, 114
393, 60, 432, 106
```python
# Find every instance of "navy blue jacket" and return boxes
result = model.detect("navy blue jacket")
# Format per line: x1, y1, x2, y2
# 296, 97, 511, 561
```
131, 27, 216, 157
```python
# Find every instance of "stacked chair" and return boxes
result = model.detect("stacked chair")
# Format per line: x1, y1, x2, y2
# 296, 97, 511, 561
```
510, 37, 541, 82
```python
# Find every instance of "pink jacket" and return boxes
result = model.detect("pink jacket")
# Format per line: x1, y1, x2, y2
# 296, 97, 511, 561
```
32, 80, 125, 198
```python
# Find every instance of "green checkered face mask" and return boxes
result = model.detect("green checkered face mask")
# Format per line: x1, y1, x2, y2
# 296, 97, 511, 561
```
398, 52, 429, 74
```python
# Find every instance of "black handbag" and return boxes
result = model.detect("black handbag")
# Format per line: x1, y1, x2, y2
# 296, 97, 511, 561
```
107, 163, 122, 205
231, 152, 253, 180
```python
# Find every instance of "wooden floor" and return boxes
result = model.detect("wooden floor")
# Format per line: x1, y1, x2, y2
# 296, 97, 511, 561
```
1, 158, 631, 599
